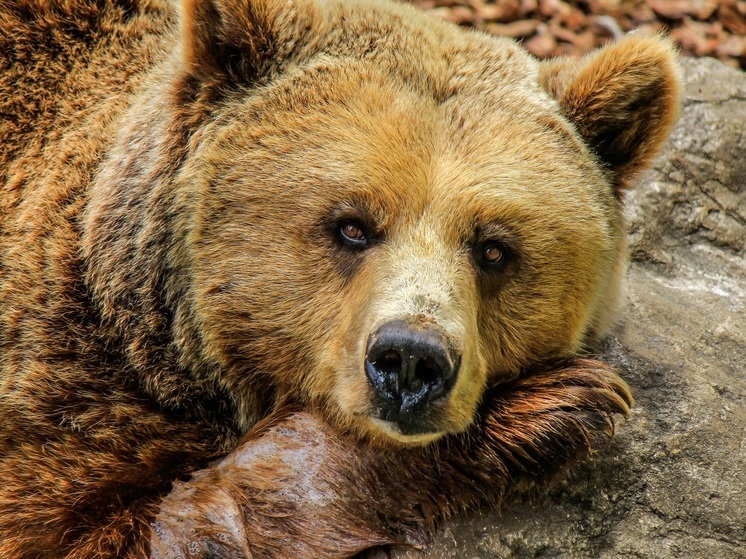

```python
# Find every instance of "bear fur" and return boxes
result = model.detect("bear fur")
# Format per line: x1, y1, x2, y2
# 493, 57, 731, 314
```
0, 0, 679, 557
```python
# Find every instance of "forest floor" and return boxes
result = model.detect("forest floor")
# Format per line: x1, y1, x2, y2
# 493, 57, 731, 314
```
412, 0, 746, 69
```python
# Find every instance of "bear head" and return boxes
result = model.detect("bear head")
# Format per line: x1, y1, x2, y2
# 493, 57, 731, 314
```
85, 0, 680, 445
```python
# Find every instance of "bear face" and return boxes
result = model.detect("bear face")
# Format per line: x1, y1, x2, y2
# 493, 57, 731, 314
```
183, 63, 618, 443
84, 0, 679, 445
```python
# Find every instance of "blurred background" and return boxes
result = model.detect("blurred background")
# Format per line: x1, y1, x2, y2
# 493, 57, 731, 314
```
411, 0, 746, 69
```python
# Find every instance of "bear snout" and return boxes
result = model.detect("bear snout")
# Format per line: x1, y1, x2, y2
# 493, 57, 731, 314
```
364, 319, 461, 433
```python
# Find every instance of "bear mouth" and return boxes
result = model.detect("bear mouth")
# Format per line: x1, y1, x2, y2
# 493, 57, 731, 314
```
367, 398, 448, 436
368, 417, 445, 444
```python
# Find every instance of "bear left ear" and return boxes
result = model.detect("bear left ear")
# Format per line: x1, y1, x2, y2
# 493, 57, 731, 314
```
540, 34, 681, 196
180, 0, 330, 85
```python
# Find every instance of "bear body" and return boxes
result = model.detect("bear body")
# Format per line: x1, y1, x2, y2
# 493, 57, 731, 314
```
0, 0, 679, 557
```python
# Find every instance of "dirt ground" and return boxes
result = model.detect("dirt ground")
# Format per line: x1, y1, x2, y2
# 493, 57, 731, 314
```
412, 0, 746, 69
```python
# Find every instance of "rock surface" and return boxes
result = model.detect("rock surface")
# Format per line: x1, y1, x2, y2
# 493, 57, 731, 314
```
391, 56, 746, 559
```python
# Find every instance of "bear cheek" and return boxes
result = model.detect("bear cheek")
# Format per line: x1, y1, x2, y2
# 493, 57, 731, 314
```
322, 287, 378, 414
307, 264, 377, 417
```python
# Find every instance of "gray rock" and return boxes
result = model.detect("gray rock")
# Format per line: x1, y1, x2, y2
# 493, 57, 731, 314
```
391, 57, 746, 559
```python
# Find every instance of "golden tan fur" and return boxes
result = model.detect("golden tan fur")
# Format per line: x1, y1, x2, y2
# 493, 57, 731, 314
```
1, 0, 679, 556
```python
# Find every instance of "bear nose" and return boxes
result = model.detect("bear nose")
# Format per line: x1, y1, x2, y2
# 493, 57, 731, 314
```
365, 319, 460, 424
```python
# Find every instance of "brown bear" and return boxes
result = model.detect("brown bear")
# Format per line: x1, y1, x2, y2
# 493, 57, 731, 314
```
0, 0, 679, 557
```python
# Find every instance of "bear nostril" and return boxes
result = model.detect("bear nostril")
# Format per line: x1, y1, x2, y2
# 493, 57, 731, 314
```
377, 350, 402, 374
413, 356, 443, 389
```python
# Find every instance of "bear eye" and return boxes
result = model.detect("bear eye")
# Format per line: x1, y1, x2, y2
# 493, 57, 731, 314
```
475, 240, 511, 270
483, 244, 504, 263
339, 220, 369, 249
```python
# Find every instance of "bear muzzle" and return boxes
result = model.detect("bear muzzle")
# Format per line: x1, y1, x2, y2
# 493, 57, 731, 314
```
364, 318, 461, 435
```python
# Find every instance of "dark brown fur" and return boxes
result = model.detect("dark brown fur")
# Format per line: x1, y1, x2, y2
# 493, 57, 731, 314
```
1, 0, 677, 557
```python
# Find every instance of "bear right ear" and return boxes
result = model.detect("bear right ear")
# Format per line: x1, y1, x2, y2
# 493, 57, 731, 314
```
180, 0, 330, 84
539, 34, 681, 196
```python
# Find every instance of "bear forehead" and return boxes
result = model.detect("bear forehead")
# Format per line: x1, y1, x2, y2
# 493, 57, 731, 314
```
204, 51, 614, 248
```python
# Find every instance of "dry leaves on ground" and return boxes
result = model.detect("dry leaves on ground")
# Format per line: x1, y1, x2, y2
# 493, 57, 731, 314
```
413, 0, 746, 69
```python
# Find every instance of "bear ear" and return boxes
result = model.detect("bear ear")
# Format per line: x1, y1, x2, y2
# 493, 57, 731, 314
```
539, 34, 681, 196
180, 0, 328, 84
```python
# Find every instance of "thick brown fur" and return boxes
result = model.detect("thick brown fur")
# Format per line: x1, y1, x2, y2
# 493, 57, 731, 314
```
1, 0, 678, 557
150, 359, 632, 559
